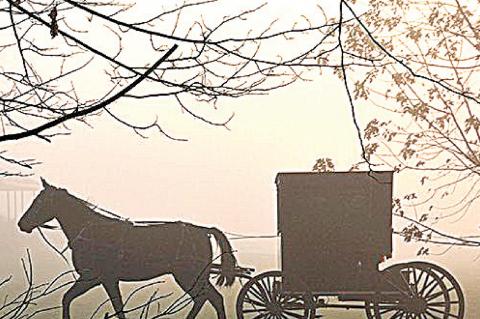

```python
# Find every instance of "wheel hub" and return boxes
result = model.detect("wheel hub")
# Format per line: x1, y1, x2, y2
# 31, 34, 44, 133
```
403, 296, 427, 314
267, 302, 283, 316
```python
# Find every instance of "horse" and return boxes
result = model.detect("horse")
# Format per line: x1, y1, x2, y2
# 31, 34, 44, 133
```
17, 178, 237, 319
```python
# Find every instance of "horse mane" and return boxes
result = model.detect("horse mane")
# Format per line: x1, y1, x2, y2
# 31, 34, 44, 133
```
62, 190, 133, 226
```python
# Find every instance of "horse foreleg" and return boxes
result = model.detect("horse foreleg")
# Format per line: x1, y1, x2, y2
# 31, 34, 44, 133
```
63, 276, 100, 319
102, 279, 126, 319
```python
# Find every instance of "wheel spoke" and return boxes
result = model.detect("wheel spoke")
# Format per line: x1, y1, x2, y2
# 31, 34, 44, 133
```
424, 309, 444, 319
258, 279, 273, 303
413, 269, 427, 296
265, 276, 273, 298
249, 285, 268, 303
426, 287, 454, 301
282, 310, 305, 318
390, 310, 405, 319
381, 266, 416, 298
423, 280, 441, 301
398, 268, 416, 296
411, 267, 422, 296
427, 306, 460, 318
251, 312, 269, 319
425, 290, 447, 302
245, 294, 268, 308
237, 272, 310, 319
419, 271, 437, 298
375, 302, 401, 314
433, 300, 459, 305
243, 307, 268, 313
255, 281, 273, 303
427, 301, 449, 308
367, 262, 464, 319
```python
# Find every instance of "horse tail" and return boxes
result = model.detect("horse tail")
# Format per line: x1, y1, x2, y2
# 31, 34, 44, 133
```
207, 227, 236, 286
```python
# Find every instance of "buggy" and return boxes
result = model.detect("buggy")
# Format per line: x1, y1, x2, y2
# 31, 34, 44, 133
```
235, 171, 464, 319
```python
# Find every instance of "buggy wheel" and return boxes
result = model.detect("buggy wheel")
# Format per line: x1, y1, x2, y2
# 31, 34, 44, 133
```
411, 262, 465, 319
365, 262, 464, 319
236, 270, 315, 319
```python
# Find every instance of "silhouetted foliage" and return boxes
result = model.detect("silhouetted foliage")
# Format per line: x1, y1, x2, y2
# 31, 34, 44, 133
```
311, 0, 480, 252
0, 251, 75, 319
0, 0, 343, 175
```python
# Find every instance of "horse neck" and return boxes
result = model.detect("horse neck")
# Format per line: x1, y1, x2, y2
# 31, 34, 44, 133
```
54, 195, 99, 243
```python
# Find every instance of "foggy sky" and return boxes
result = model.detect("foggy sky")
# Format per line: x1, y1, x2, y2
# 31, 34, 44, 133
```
2, 1, 480, 317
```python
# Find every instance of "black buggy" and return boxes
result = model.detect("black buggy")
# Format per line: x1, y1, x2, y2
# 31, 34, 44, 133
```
235, 171, 465, 319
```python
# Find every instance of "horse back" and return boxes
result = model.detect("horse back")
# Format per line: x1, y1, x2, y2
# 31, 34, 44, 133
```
70, 222, 213, 280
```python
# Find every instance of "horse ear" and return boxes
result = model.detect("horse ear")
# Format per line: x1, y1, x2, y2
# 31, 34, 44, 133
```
40, 177, 51, 189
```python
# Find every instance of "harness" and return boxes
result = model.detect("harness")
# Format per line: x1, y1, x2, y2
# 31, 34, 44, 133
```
33, 192, 209, 267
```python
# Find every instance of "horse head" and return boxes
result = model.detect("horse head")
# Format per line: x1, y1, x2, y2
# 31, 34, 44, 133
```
18, 178, 63, 233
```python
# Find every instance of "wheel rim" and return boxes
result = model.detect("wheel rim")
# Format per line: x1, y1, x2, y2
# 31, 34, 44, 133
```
236, 270, 314, 319
365, 262, 463, 319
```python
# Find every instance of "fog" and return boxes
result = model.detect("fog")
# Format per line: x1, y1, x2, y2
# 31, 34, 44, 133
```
2, 75, 479, 318
1, 0, 480, 317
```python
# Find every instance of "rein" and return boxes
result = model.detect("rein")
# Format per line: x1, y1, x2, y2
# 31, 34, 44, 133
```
36, 193, 276, 265
39, 224, 59, 230
37, 227, 69, 264
35, 195, 167, 263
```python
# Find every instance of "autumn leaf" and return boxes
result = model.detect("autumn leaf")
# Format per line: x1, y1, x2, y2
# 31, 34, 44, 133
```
420, 176, 428, 185
364, 119, 380, 140
312, 158, 335, 172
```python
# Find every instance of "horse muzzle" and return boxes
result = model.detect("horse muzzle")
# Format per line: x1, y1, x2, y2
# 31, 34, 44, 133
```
18, 220, 34, 233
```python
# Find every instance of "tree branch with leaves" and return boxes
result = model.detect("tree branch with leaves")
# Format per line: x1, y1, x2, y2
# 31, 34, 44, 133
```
315, 0, 480, 254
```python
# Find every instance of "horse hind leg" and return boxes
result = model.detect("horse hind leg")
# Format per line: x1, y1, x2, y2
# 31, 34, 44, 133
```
186, 295, 209, 319
201, 283, 226, 319
175, 273, 226, 319
174, 274, 208, 319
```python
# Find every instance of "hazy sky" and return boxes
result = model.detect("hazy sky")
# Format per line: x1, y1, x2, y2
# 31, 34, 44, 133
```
7, 74, 358, 234
2, 2, 480, 318
3, 0, 479, 245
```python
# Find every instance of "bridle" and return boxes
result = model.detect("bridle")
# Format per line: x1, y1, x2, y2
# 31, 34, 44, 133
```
25, 190, 56, 229
29, 190, 172, 264
32, 191, 128, 263
24, 190, 67, 262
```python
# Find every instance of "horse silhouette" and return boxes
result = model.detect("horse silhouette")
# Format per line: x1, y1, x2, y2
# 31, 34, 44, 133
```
17, 178, 236, 319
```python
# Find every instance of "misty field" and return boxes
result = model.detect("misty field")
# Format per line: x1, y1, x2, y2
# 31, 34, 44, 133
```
1, 226, 479, 319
